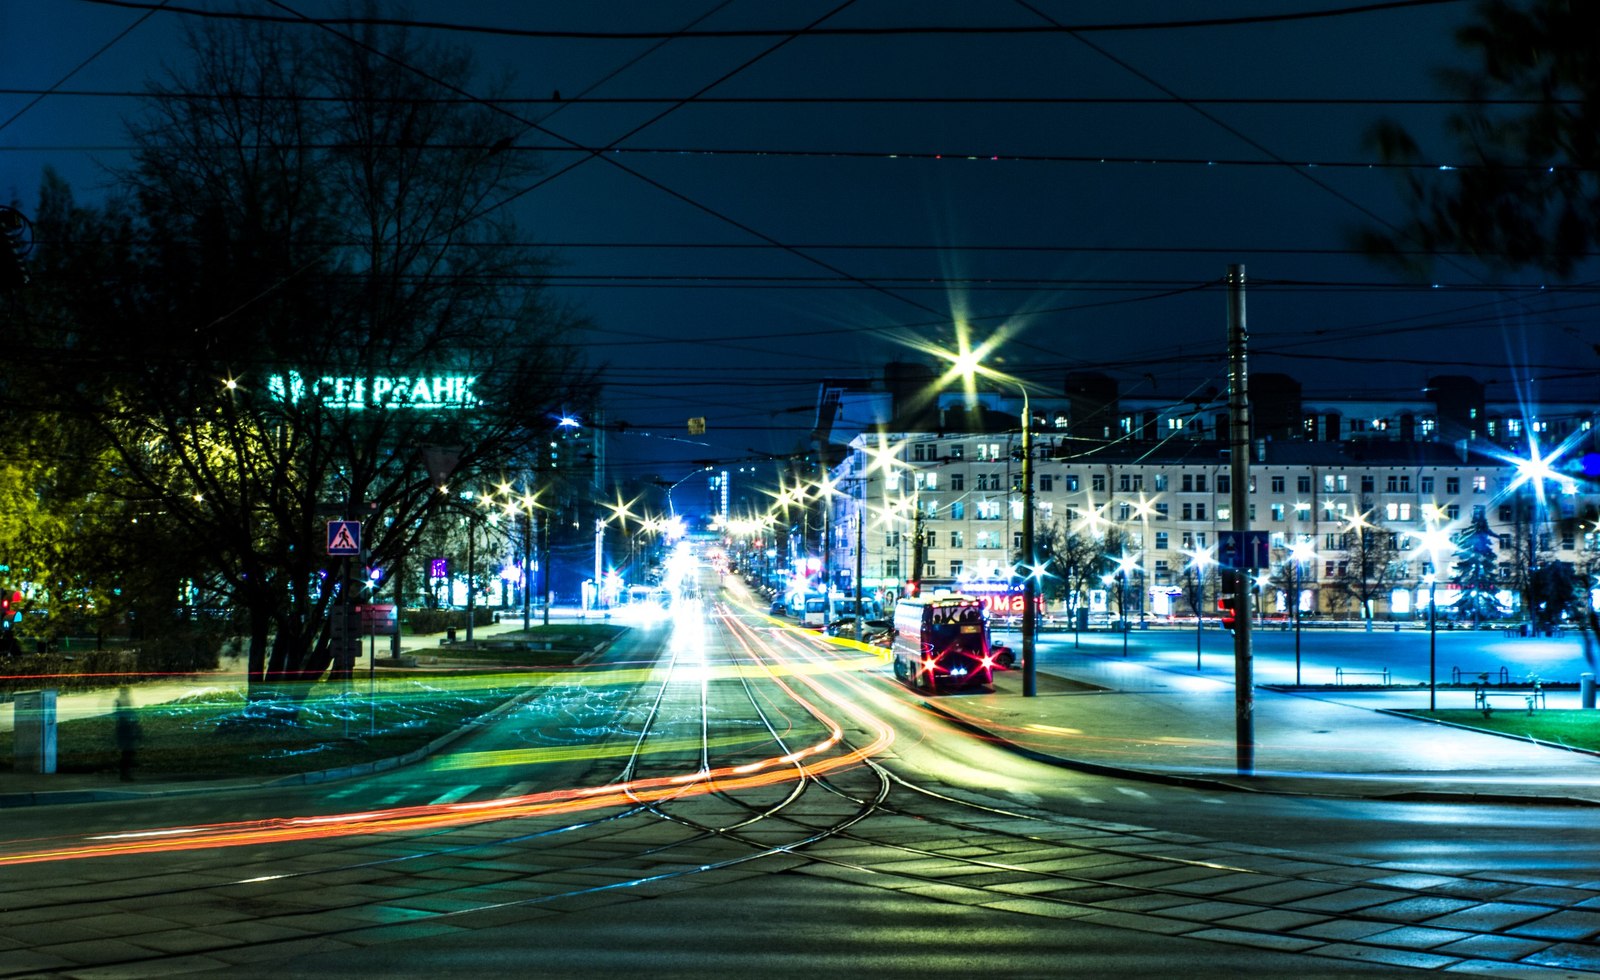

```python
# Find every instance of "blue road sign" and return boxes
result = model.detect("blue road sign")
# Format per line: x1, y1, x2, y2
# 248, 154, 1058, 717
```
1218, 529, 1270, 570
327, 520, 361, 556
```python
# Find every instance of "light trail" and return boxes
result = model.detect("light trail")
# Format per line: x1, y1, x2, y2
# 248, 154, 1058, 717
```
0, 605, 896, 868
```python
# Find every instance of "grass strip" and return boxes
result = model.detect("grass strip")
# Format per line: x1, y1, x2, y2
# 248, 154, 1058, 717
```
1403, 708, 1600, 752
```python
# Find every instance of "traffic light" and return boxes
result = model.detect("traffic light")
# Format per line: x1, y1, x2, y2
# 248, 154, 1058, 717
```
1217, 567, 1240, 632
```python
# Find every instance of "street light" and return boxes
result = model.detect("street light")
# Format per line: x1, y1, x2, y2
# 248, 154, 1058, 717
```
1182, 545, 1215, 670
1113, 553, 1139, 656
1287, 539, 1317, 685
592, 496, 638, 617
1415, 524, 1455, 711
934, 340, 1037, 697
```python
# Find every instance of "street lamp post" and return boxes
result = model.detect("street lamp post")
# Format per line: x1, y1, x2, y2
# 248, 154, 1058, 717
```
1121, 570, 1130, 656
1427, 572, 1438, 708
1113, 553, 1138, 657
936, 343, 1036, 696
1184, 546, 1215, 671
1288, 541, 1317, 686
1416, 524, 1454, 712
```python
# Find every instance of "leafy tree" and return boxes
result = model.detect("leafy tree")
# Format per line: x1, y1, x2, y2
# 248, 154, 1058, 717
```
1451, 512, 1503, 625
24, 15, 590, 699
1361, 0, 1600, 276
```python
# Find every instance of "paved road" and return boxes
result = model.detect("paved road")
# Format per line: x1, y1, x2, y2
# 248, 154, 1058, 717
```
5, 584, 1600, 976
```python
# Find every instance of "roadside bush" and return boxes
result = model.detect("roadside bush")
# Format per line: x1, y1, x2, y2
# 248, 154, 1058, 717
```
134, 631, 223, 674
401, 607, 496, 635
0, 649, 137, 695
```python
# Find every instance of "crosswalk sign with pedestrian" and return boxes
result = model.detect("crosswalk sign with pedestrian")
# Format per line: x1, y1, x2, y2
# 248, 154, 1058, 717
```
327, 520, 361, 556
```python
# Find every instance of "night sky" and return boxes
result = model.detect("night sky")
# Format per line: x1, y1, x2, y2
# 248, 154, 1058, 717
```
4, 1, 1593, 479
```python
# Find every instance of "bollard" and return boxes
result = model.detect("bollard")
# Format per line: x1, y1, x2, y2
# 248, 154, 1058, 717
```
1583, 673, 1596, 710
13, 689, 58, 774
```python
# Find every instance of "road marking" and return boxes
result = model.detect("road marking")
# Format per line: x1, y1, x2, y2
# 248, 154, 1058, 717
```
1115, 786, 1151, 800
429, 785, 479, 805
1070, 794, 1104, 805
504, 781, 536, 798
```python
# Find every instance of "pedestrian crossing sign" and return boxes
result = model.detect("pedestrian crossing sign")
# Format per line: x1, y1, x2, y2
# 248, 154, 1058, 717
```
327, 520, 361, 556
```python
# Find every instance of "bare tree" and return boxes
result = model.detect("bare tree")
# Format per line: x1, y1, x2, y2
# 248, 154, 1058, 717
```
1334, 506, 1401, 629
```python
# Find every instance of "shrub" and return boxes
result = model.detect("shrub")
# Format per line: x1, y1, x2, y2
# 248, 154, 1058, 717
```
400, 607, 495, 635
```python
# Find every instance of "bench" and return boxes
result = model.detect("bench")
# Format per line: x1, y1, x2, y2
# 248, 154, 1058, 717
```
1335, 666, 1391, 686
1452, 666, 1510, 685
1473, 681, 1545, 715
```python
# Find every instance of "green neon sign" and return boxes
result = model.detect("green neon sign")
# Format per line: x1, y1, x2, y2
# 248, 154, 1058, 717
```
266, 371, 479, 411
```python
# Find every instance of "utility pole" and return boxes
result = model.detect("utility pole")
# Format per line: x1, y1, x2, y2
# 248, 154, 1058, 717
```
854, 486, 865, 642
1021, 392, 1037, 697
909, 500, 926, 597
1226, 263, 1254, 775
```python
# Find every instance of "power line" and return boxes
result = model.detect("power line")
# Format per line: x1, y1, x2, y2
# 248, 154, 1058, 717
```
72, 1, 1471, 40
16, 140, 1587, 175
0, 0, 171, 135
5, 87, 1561, 108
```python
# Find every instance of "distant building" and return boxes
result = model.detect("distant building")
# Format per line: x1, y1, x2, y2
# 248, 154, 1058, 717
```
788, 366, 1600, 623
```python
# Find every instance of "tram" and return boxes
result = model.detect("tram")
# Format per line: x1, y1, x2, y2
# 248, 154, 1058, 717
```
890, 593, 996, 692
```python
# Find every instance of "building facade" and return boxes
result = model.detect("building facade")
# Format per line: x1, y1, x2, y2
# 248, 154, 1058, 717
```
806, 367, 1600, 624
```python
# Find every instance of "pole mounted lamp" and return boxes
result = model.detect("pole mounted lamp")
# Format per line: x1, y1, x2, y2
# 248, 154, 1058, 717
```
935, 338, 1038, 697
1287, 539, 1316, 686
940, 345, 1043, 698
1415, 524, 1454, 712
1183, 545, 1215, 670
1114, 552, 1139, 657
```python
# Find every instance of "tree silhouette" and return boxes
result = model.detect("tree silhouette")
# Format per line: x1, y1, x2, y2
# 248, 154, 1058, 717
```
1360, 1, 1600, 277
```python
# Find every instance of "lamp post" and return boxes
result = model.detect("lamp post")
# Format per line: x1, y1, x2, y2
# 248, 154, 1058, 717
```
1507, 432, 1573, 634
1415, 524, 1454, 712
937, 343, 1037, 697
1113, 553, 1138, 657
1287, 540, 1317, 686
1184, 545, 1215, 670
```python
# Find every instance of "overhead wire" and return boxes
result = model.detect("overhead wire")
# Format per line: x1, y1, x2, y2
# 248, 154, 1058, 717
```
70, 1, 1472, 39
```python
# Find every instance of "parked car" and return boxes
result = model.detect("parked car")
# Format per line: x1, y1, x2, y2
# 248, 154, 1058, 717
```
769, 600, 787, 616
826, 617, 893, 643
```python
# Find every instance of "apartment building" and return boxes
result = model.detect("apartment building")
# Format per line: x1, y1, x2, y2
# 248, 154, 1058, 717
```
810, 365, 1599, 622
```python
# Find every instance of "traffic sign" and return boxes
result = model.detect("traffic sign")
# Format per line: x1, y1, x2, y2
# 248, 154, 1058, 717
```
1218, 530, 1270, 570
327, 520, 361, 556
357, 603, 398, 636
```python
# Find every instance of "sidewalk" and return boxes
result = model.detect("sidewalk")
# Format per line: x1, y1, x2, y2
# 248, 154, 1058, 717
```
929, 652, 1600, 805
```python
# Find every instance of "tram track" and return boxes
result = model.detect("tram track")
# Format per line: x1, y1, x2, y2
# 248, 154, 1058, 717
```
0, 594, 898, 977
